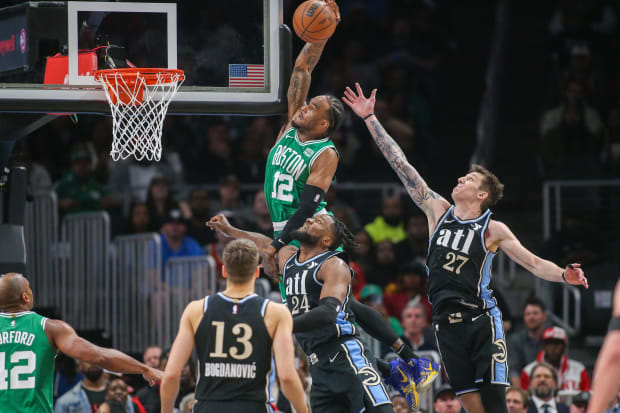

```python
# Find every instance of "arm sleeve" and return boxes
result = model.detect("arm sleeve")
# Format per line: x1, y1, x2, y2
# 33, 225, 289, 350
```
293, 296, 340, 333
350, 299, 399, 346
271, 184, 324, 250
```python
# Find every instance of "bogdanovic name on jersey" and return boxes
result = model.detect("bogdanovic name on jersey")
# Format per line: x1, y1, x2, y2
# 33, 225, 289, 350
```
270, 144, 307, 181
203, 362, 257, 379
0, 330, 36, 346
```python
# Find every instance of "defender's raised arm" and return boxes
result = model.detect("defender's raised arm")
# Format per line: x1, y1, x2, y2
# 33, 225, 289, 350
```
343, 83, 450, 227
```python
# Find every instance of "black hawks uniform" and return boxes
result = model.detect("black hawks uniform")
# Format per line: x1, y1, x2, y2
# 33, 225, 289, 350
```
194, 293, 276, 413
282, 250, 391, 413
427, 206, 509, 395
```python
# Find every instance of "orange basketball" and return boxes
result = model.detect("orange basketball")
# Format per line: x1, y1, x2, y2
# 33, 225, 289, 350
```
293, 1, 338, 43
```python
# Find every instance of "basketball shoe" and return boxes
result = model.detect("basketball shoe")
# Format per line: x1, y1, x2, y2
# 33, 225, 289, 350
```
384, 358, 419, 409
408, 357, 440, 392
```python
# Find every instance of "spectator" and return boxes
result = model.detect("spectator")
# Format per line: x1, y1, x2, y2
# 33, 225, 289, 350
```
359, 284, 404, 357
506, 386, 529, 413
391, 392, 414, 413
508, 297, 550, 386
521, 327, 591, 392
235, 125, 267, 183
352, 230, 375, 279
142, 346, 162, 369
526, 362, 569, 413
201, 119, 236, 183
55, 361, 107, 413
160, 209, 203, 268
179, 392, 196, 413
53, 354, 83, 402
95, 377, 146, 413
124, 202, 151, 235
364, 195, 407, 244
540, 80, 604, 179
384, 261, 432, 323
107, 157, 182, 203
367, 240, 398, 287
325, 186, 362, 231
433, 383, 463, 413
394, 214, 429, 264
185, 188, 216, 247
55, 147, 119, 214
246, 190, 273, 236
173, 361, 197, 410
146, 176, 190, 231
400, 302, 437, 352
209, 175, 254, 227
570, 391, 590, 413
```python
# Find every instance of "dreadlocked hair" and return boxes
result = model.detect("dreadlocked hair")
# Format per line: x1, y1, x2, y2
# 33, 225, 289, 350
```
329, 216, 357, 254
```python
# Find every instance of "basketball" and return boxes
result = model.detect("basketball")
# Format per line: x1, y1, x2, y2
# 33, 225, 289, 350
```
293, 1, 338, 43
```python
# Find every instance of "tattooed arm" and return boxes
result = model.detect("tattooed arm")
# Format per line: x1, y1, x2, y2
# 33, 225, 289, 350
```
342, 83, 450, 226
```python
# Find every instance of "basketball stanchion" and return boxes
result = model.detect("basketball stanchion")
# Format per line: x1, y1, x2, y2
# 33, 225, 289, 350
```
94, 68, 185, 161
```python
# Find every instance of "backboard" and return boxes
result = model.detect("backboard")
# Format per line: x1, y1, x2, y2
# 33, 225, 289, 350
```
0, 1, 291, 115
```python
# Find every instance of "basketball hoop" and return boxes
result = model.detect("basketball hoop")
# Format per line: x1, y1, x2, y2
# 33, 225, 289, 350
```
94, 68, 185, 161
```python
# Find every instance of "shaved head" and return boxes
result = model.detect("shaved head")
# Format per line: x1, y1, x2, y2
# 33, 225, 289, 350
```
0, 273, 32, 311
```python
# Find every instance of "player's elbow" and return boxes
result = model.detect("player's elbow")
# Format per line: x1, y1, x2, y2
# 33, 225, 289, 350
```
162, 369, 181, 384
277, 369, 299, 387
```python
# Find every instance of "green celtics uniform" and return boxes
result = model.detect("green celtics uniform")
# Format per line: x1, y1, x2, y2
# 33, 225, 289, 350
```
265, 127, 338, 302
0, 311, 56, 413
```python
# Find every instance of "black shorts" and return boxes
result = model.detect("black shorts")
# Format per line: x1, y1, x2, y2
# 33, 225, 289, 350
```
194, 399, 274, 413
308, 337, 392, 413
434, 306, 510, 395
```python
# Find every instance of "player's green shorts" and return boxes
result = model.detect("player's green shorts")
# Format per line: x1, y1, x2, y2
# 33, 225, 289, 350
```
274, 218, 343, 304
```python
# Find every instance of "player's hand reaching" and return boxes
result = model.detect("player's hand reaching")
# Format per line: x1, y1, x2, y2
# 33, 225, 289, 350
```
143, 367, 163, 386
261, 246, 281, 281
563, 263, 589, 289
206, 214, 233, 236
342, 83, 377, 120
325, 0, 341, 23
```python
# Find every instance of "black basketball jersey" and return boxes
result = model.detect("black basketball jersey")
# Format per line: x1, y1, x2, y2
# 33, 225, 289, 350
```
194, 293, 274, 404
282, 250, 356, 356
427, 206, 498, 315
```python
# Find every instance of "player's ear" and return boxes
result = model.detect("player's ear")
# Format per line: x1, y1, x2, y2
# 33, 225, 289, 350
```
253, 267, 260, 279
222, 267, 228, 279
477, 190, 488, 202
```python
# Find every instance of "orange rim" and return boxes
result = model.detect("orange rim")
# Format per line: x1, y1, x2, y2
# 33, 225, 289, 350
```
94, 68, 185, 85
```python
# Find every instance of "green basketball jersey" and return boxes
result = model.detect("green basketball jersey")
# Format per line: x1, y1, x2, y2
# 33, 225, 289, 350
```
0, 311, 56, 413
264, 127, 338, 234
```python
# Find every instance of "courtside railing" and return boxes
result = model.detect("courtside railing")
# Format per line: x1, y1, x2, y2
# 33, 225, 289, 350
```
24, 191, 59, 310
162, 256, 217, 349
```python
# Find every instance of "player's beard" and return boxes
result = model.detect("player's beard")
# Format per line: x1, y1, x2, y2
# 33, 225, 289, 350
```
290, 229, 319, 246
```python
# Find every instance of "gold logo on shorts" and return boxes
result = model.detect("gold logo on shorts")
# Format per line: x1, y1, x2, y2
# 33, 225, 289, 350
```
492, 338, 507, 363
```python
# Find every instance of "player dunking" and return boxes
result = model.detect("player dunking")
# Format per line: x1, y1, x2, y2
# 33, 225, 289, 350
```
342, 83, 589, 413
208, 214, 419, 412
260, 0, 438, 399
161, 239, 307, 413
0, 273, 161, 413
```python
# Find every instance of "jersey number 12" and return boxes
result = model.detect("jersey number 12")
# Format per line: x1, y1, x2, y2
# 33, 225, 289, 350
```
271, 171, 294, 203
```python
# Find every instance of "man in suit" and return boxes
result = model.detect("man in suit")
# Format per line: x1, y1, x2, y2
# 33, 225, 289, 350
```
527, 362, 569, 413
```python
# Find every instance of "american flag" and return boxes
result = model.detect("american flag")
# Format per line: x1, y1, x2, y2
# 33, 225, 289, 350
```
229, 64, 265, 88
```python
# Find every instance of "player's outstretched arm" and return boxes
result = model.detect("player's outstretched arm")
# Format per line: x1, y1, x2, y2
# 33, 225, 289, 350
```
46, 319, 161, 385
489, 220, 589, 288
161, 300, 202, 413
284, 1, 340, 126
269, 303, 309, 413
588, 280, 620, 413
207, 214, 298, 277
342, 83, 450, 225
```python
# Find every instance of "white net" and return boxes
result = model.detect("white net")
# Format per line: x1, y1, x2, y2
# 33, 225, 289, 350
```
95, 69, 185, 161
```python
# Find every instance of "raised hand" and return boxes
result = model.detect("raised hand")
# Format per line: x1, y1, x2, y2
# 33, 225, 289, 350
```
206, 214, 233, 236
325, 0, 341, 23
342, 83, 377, 119
564, 263, 589, 289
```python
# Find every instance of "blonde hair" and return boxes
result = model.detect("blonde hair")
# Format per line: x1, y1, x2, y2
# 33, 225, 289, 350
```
222, 239, 259, 282
470, 164, 504, 211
